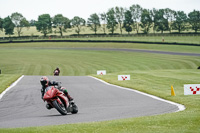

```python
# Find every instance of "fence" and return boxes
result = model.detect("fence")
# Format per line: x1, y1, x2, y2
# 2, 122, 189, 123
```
0, 33, 200, 41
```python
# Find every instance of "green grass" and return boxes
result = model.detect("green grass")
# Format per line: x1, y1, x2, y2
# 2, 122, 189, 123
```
0, 42, 200, 132
1, 42, 200, 53
0, 74, 21, 93
0, 46, 199, 75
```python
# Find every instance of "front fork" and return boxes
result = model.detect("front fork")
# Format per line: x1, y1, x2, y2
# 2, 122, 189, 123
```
46, 98, 64, 109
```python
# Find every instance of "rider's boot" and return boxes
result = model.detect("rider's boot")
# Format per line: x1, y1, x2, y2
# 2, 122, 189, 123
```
63, 90, 73, 101
66, 94, 74, 101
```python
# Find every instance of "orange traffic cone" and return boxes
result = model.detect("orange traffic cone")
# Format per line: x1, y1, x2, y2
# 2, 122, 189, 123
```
171, 85, 176, 96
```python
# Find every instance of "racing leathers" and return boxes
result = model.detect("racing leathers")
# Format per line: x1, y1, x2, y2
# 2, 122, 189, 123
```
41, 80, 73, 101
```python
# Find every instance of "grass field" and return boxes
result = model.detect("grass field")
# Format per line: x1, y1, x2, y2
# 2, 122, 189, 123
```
0, 42, 200, 132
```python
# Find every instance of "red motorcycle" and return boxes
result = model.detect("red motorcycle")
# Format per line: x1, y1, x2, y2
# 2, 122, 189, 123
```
43, 86, 78, 115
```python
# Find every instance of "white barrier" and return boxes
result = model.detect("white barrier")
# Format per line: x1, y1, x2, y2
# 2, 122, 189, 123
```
184, 84, 200, 95
118, 75, 130, 81
97, 70, 106, 75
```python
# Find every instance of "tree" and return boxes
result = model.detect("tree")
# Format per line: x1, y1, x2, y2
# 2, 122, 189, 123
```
115, 6, 124, 34
100, 12, 107, 34
106, 8, 118, 34
3, 16, 15, 36
130, 4, 143, 33
188, 10, 200, 33
71, 16, 85, 35
154, 9, 169, 33
123, 10, 133, 34
11, 12, 30, 37
87, 13, 101, 34
53, 14, 71, 36
29, 19, 36, 26
150, 8, 158, 33
140, 9, 153, 34
172, 11, 188, 33
0, 17, 3, 32
164, 8, 176, 33
35, 14, 52, 37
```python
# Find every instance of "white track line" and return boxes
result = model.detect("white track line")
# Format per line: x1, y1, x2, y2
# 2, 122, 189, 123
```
89, 76, 185, 112
0, 75, 24, 100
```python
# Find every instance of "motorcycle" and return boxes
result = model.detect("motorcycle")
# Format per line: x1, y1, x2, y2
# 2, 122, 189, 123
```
53, 70, 59, 76
43, 86, 78, 115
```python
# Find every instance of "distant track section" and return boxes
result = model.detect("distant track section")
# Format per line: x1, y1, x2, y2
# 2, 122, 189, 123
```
56, 47, 200, 56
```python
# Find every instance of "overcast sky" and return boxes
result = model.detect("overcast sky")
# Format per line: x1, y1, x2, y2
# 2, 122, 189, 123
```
0, 0, 199, 21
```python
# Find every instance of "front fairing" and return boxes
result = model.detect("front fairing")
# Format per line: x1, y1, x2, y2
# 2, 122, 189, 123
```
57, 92, 69, 108
43, 86, 69, 108
43, 86, 58, 100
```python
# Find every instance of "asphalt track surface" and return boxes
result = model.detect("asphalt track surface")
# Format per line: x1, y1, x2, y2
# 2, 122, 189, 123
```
0, 76, 179, 128
38, 47, 200, 56
73, 48, 200, 56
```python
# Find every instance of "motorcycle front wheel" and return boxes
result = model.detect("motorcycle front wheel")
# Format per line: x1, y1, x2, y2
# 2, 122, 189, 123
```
71, 104, 78, 114
52, 99, 67, 115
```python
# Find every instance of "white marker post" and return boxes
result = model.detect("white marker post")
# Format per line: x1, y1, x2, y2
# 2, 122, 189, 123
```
184, 84, 200, 95
97, 70, 106, 75
118, 75, 130, 81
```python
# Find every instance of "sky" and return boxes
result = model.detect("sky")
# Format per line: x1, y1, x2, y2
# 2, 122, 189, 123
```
0, 0, 199, 21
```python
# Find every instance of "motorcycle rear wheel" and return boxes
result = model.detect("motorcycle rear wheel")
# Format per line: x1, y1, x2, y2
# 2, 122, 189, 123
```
52, 99, 67, 115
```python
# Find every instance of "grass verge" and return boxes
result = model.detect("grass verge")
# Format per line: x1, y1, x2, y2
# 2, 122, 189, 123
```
0, 74, 21, 94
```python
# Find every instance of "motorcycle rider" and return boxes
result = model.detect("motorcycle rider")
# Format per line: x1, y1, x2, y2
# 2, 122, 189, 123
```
53, 67, 60, 76
40, 76, 73, 109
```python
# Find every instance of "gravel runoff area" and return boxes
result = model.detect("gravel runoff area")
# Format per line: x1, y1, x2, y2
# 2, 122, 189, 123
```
0, 76, 183, 128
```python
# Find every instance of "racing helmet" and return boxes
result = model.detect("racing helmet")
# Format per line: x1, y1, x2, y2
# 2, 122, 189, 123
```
40, 76, 49, 87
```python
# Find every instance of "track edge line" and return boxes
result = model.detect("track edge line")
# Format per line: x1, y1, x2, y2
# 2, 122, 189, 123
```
0, 75, 24, 100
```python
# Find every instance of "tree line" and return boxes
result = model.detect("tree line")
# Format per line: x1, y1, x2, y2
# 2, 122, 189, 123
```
0, 4, 200, 37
